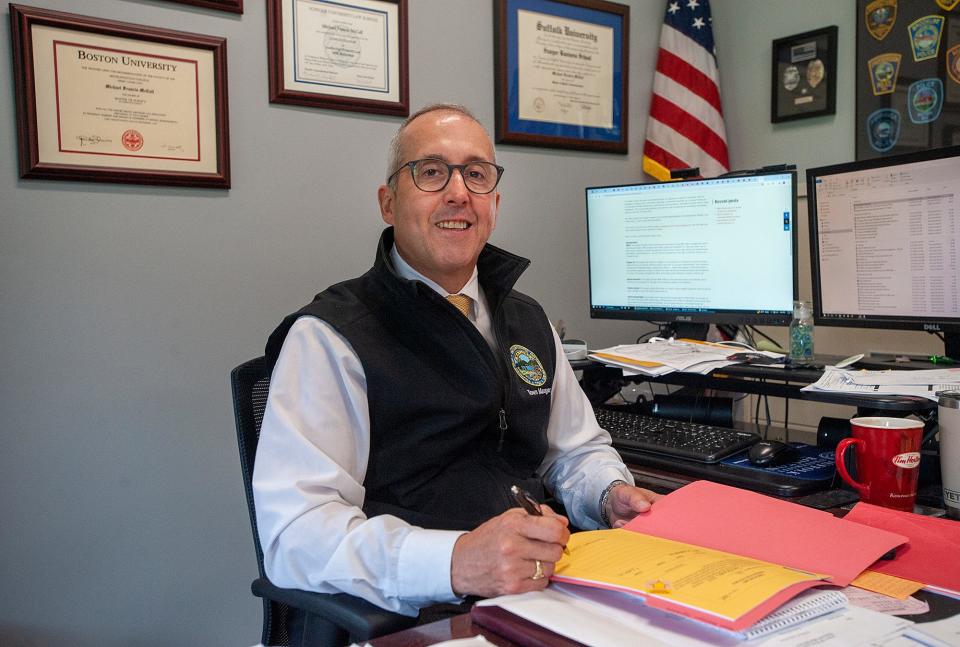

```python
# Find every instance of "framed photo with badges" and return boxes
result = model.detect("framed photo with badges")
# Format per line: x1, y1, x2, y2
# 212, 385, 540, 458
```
9, 4, 231, 188
770, 26, 838, 123
494, 0, 629, 153
856, 0, 960, 160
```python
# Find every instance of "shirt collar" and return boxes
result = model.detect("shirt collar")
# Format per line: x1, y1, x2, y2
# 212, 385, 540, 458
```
390, 244, 480, 303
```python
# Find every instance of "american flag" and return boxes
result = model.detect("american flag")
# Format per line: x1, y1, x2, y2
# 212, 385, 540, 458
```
643, 0, 729, 180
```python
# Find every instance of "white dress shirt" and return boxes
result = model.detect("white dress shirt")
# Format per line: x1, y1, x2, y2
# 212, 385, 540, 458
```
252, 247, 633, 616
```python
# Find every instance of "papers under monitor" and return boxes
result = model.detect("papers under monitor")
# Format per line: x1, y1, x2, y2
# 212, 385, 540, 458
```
802, 366, 960, 401
588, 339, 781, 377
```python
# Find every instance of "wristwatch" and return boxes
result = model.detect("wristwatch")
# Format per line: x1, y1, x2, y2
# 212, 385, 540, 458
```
599, 479, 628, 528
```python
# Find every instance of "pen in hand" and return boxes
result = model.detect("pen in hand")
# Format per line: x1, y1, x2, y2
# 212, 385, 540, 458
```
510, 485, 569, 555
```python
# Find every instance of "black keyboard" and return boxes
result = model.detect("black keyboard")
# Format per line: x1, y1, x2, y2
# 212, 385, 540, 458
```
595, 407, 760, 464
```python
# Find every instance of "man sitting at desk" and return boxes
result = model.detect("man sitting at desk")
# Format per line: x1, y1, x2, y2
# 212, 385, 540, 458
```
252, 104, 659, 622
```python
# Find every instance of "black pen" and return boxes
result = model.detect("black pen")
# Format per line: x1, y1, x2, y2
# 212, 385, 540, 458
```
510, 485, 569, 555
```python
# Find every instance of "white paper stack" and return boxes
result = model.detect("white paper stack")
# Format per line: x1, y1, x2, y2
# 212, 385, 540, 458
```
588, 338, 781, 377
802, 367, 960, 401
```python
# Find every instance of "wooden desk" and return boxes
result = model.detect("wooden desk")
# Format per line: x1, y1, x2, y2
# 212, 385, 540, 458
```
369, 613, 507, 646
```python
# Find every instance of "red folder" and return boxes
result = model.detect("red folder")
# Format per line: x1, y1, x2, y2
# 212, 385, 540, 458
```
624, 480, 907, 587
843, 502, 960, 595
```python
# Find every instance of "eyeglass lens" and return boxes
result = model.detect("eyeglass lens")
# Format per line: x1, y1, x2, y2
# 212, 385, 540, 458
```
411, 159, 500, 193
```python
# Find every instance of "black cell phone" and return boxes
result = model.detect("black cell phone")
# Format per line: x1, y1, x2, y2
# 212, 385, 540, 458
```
727, 352, 782, 365
794, 488, 860, 510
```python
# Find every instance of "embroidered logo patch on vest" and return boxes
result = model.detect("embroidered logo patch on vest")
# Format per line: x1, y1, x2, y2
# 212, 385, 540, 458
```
509, 344, 547, 387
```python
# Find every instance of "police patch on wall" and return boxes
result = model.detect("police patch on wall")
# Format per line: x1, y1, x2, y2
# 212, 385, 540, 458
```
509, 344, 547, 387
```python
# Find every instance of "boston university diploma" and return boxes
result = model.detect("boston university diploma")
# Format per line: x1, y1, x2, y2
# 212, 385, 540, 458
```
30, 24, 219, 173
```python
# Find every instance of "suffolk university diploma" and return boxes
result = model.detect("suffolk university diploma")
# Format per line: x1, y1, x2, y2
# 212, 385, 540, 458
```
516, 9, 613, 129
30, 24, 219, 173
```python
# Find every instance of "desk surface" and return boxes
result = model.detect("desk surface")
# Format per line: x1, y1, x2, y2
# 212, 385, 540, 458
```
371, 589, 960, 646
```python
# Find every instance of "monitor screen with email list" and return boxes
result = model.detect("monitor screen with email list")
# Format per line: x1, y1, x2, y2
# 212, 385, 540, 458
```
585, 170, 798, 334
807, 145, 960, 359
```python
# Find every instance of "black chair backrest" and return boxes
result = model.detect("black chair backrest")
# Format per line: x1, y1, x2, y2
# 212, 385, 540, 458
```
231, 357, 292, 646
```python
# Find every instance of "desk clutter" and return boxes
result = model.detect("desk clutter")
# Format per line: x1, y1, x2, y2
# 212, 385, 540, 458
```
588, 338, 785, 377
470, 482, 960, 646
804, 367, 960, 402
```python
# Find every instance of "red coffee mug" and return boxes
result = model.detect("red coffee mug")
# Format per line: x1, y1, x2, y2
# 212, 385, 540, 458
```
835, 417, 924, 511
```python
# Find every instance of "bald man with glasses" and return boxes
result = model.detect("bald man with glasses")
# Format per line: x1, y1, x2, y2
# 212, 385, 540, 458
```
253, 103, 659, 627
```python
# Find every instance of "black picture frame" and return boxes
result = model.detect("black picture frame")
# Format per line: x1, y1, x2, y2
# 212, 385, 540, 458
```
855, 0, 960, 160
494, 0, 629, 153
165, 0, 243, 13
771, 26, 838, 123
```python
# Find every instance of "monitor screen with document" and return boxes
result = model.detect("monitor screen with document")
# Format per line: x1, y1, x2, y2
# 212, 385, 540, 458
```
585, 170, 798, 334
806, 145, 960, 359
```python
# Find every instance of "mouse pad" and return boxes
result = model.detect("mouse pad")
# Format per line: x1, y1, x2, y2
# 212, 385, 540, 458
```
721, 443, 836, 482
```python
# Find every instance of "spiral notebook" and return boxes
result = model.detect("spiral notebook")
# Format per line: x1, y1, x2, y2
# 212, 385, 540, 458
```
730, 589, 847, 640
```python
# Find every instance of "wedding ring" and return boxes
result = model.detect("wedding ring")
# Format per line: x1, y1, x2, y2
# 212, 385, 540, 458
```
531, 559, 545, 581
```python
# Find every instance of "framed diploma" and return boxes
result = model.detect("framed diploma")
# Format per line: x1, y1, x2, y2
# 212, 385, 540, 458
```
165, 0, 243, 13
10, 4, 230, 188
770, 26, 837, 123
267, 0, 409, 116
494, 0, 629, 153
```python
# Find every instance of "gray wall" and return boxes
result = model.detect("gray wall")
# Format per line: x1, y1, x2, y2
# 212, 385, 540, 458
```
0, 1, 941, 645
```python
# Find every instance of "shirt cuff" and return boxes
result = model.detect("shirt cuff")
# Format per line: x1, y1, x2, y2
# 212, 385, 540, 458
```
397, 528, 466, 604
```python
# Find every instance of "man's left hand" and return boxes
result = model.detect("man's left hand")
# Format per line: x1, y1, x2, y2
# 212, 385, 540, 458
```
604, 485, 660, 528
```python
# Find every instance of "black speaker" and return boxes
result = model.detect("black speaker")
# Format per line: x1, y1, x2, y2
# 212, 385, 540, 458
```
640, 394, 734, 428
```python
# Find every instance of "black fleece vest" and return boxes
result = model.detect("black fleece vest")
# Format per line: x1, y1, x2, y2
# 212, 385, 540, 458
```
266, 228, 556, 531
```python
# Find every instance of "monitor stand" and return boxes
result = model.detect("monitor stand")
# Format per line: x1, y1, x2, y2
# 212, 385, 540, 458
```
659, 322, 709, 341
945, 332, 960, 361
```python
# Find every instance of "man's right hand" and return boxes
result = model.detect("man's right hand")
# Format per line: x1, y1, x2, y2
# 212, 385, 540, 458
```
450, 505, 570, 598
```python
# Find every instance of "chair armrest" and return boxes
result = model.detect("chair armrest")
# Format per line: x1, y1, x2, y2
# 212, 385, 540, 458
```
251, 577, 417, 641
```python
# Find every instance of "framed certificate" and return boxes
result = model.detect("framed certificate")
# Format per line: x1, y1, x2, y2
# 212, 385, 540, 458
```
267, 0, 409, 116
165, 0, 243, 13
770, 26, 837, 123
10, 4, 230, 188
494, 0, 629, 153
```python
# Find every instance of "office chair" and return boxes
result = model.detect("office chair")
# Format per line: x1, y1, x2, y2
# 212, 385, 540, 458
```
231, 356, 417, 646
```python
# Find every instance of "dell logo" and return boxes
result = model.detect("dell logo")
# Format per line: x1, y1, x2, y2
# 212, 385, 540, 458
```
676, 316, 692, 322
923, 324, 942, 332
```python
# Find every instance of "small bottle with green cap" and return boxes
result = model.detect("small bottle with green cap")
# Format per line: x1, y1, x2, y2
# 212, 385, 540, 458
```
788, 300, 814, 365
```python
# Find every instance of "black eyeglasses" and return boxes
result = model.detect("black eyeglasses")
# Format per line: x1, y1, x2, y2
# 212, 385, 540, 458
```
387, 158, 504, 194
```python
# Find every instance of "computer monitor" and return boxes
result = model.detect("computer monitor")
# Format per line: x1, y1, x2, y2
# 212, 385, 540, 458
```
585, 170, 798, 337
807, 145, 960, 360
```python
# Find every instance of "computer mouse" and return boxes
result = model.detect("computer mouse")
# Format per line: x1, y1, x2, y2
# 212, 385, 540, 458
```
747, 440, 799, 467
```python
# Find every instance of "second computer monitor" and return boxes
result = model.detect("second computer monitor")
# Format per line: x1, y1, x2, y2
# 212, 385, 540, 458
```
585, 171, 798, 331
806, 145, 960, 358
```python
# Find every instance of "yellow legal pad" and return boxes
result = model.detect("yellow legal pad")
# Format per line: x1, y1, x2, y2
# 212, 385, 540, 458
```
554, 529, 829, 622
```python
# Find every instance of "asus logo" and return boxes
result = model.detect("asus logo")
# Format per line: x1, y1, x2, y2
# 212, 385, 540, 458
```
923, 324, 942, 332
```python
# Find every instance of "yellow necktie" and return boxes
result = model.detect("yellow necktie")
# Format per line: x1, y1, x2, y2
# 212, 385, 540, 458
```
446, 293, 472, 317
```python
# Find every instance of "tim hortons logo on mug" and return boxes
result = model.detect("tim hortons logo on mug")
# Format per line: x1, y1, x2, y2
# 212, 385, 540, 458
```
892, 452, 921, 468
